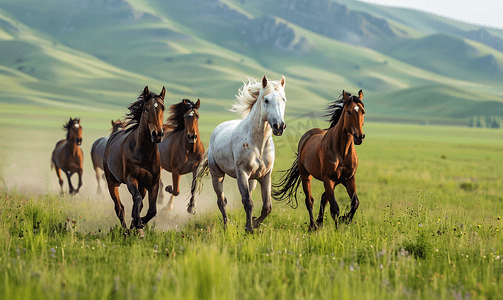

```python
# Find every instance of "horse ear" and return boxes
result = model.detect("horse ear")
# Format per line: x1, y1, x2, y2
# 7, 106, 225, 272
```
143, 86, 150, 98
195, 99, 201, 109
280, 76, 286, 88
358, 89, 363, 100
111, 119, 114, 126
261, 75, 268, 89
160, 86, 166, 100
342, 90, 349, 102
183, 99, 188, 107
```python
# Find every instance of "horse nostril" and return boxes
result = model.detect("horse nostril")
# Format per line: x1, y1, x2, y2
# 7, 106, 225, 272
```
273, 124, 279, 130
193, 135, 197, 140
362, 134, 365, 139
283, 123, 287, 130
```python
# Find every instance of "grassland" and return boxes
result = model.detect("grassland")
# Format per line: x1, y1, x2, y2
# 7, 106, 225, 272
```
1, 103, 502, 299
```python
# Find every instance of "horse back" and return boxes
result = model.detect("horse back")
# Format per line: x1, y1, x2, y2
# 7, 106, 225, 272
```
105, 131, 128, 183
91, 137, 108, 170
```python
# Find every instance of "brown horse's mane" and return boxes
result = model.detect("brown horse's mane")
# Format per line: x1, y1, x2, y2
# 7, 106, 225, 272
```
124, 91, 158, 133
164, 99, 197, 134
326, 92, 364, 129
63, 118, 80, 140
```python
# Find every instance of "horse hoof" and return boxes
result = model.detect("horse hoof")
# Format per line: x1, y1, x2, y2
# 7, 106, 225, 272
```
187, 205, 196, 215
137, 229, 145, 239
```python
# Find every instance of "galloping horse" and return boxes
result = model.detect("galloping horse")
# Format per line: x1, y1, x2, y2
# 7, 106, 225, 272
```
195, 75, 287, 232
51, 118, 83, 194
104, 86, 165, 237
157, 99, 204, 213
273, 90, 365, 230
90, 119, 125, 194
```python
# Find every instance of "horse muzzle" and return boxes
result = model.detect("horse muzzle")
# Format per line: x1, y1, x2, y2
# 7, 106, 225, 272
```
187, 134, 198, 144
151, 130, 163, 143
75, 138, 82, 146
272, 122, 287, 136
353, 133, 365, 145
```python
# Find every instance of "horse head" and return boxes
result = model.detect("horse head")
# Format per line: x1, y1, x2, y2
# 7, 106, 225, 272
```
111, 119, 126, 134
342, 90, 365, 145
260, 75, 287, 136
142, 86, 166, 143
183, 99, 200, 144
66, 117, 83, 146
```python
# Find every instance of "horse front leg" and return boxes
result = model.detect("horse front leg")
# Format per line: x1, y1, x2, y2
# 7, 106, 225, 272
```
236, 170, 253, 233
65, 171, 76, 195
252, 172, 272, 229
75, 169, 83, 194
126, 176, 145, 235
316, 192, 329, 228
323, 179, 339, 229
341, 177, 360, 224
141, 180, 159, 228
165, 172, 180, 210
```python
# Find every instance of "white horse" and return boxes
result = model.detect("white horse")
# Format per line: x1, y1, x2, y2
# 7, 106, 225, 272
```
195, 75, 287, 232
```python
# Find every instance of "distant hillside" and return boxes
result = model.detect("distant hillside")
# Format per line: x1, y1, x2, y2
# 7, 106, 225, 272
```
374, 34, 503, 81
0, 0, 502, 128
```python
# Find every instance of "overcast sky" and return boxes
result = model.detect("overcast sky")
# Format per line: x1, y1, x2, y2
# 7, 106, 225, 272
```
357, 0, 503, 30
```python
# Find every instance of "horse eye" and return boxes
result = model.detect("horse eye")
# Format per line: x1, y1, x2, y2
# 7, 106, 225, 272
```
347, 110, 351, 115
264, 99, 269, 104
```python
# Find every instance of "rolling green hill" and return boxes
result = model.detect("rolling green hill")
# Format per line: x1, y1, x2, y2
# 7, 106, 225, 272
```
0, 0, 502, 128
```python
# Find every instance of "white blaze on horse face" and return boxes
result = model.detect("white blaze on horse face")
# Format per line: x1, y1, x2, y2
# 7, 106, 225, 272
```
354, 106, 359, 112
154, 102, 158, 108
188, 111, 194, 117
263, 89, 286, 128
74, 124, 80, 128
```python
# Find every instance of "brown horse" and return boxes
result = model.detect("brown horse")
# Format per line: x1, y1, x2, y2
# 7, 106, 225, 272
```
104, 86, 165, 237
273, 90, 365, 230
157, 99, 204, 213
90, 119, 125, 194
51, 118, 84, 195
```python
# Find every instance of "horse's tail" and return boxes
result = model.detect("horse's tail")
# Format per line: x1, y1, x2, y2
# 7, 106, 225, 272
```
272, 155, 301, 208
192, 150, 210, 194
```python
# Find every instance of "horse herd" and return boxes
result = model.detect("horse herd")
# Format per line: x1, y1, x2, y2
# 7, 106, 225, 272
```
50, 75, 366, 237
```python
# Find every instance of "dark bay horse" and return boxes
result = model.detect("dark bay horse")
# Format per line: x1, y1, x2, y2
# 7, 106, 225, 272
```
91, 119, 125, 194
157, 99, 204, 213
104, 86, 165, 237
273, 90, 365, 230
51, 118, 83, 194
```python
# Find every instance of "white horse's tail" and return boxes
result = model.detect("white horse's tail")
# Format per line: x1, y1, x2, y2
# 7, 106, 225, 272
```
192, 150, 209, 194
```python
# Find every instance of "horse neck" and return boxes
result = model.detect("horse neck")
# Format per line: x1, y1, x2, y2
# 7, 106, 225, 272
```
242, 99, 271, 150
134, 117, 157, 154
326, 115, 353, 157
66, 136, 78, 155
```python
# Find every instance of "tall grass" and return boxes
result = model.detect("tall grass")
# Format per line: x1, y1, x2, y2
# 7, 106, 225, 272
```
1, 123, 502, 299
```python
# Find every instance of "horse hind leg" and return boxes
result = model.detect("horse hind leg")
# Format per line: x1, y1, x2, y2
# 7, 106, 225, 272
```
157, 179, 164, 205
301, 175, 317, 231
54, 165, 64, 194
210, 161, 228, 227
94, 167, 102, 194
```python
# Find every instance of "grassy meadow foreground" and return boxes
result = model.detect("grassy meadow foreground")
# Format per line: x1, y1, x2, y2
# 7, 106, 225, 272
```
1, 115, 503, 299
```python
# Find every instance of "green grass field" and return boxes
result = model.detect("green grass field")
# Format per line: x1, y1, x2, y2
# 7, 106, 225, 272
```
1, 103, 502, 299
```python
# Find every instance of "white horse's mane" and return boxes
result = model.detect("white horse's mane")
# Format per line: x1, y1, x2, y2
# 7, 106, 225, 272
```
230, 77, 285, 118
